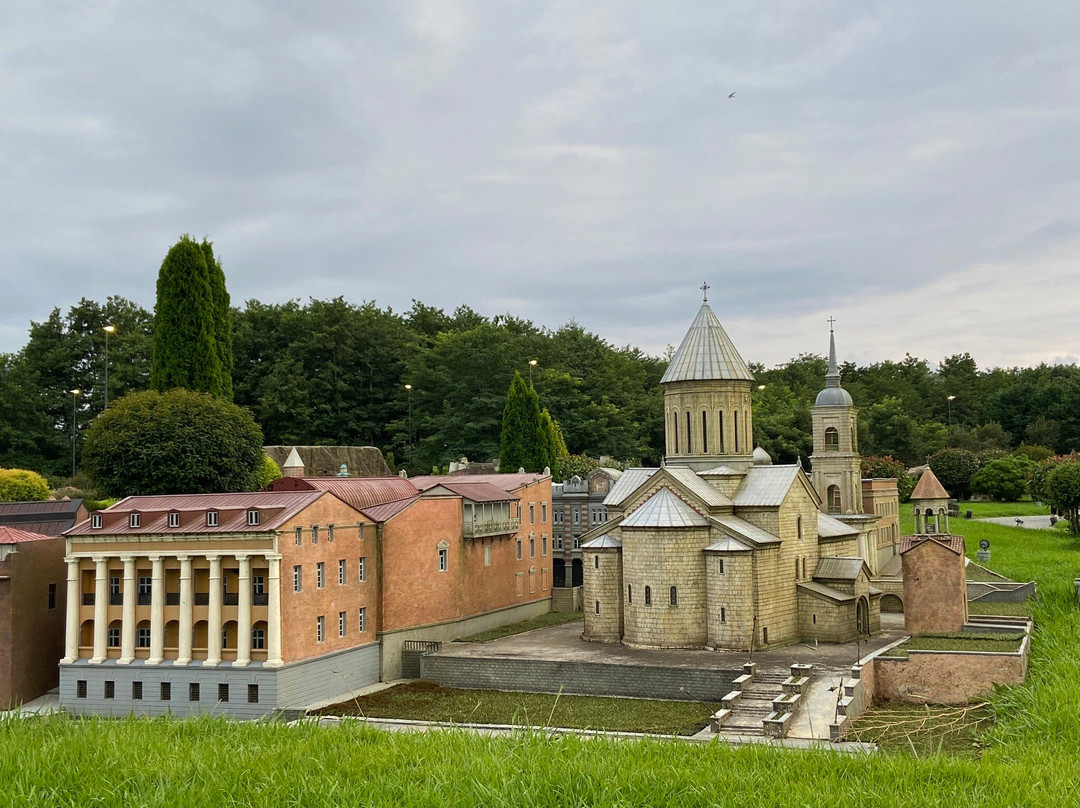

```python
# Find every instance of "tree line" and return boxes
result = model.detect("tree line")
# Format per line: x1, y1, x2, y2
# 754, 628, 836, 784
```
3, 295, 1080, 481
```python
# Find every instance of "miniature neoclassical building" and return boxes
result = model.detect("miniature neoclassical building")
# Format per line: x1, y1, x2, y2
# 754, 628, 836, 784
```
581, 298, 892, 651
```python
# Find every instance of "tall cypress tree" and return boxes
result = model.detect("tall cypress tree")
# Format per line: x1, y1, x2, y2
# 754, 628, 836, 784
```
150, 235, 223, 395
500, 372, 545, 472
202, 239, 233, 400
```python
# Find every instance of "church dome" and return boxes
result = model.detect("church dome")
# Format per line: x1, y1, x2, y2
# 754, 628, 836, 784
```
661, 301, 754, 384
814, 325, 853, 407
752, 446, 773, 465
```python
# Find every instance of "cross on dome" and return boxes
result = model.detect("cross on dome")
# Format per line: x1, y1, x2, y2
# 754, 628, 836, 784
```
701, 281, 710, 302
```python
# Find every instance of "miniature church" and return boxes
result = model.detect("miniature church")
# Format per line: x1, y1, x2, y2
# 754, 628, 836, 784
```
581, 290, 899, 651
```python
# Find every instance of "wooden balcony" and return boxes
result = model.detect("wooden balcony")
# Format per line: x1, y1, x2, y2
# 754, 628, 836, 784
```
463, 517, 520, 539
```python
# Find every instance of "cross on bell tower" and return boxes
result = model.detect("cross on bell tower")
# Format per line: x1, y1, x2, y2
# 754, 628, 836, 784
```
700, 281, 710, 302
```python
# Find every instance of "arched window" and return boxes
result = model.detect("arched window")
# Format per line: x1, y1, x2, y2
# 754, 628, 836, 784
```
670, 586, 678, 606
594, 555, 599, 568
795, 558, 800, 580
685, 411, 692, 453
824, 427, 839, 451
627, 584, 632, 604
718, 410, 725, 452
701, 411, 708, 453
734, 410, 740, 452
827, 485, 841, 514
644, 586, 652, 606
595, 601, 600, 614
797, 515, 802, 539
672, 412, 679, 454
720, 606, 726, 623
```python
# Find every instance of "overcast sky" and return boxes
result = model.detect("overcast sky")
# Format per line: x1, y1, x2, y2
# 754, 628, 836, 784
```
3, 1, 1079, 370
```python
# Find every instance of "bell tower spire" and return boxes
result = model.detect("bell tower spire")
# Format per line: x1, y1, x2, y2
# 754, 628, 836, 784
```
810, 319, 861, 515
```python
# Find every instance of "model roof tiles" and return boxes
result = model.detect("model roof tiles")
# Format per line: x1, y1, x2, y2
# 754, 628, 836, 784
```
621, 487, 708, 528
899, 534, 966, 555
0, 526, 55, 544
797, 580, 857, 604
410, 472, 548, 493
292, 476, 420, 511
660, 302, 754, 383
666, 466, 733, 508
911, 468, 950, 500
817, 512, 862, 538
731, 465, 801, 507
603, 468, 658, 507
704, 535, 752, 553
814, 557, 868, 581
581, 535, 623, 549
710, 514, 782, 546
361, 496, 421, 523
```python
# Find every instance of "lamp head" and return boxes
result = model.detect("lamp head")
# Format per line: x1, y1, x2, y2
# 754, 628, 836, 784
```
103, 325, 116, 334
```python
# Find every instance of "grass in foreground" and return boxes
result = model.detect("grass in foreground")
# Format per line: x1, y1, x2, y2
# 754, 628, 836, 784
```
459, 610, 583, 642
315, 681, 711, 735
847, 703, 994, 757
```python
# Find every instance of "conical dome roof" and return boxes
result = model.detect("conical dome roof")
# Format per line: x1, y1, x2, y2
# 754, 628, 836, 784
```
661, 302, 754, 384
815, 326, 853, 406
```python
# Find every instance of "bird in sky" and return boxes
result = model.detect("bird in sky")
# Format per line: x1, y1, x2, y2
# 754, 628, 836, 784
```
728, 92, 736, 98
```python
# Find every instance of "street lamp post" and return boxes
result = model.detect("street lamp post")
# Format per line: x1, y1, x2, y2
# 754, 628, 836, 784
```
528, 359, 538, 385
69, 389, 81, 477
947, 395, 956, 431
103, 325, 115, 409
404, 384, 413, 446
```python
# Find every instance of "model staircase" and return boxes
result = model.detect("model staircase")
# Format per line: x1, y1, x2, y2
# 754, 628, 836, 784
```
723, 674, 786, 735
710, 663, 812, 738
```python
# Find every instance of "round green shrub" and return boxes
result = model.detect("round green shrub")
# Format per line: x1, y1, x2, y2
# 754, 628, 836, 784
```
249, 454, 282, 491
0, 468, 51, 502
83, 389, 264, 498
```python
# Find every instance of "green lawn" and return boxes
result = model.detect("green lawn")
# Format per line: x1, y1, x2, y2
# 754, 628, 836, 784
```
315, 681, 712, 735
956, 499, 1049, 519
459, 610, 583, 642
890, 633, 1025, 657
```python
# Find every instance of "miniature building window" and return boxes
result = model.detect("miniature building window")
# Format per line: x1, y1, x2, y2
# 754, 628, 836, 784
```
801, 557, 807, 580
670, 586, 678, 606
797, 516, 802, 539
160, 682, 171, 701
516, 538, 523, 560
686, 411, 692, 453
718, 559, 725, 574
137, 575, 152, 605
529, 504, 535, 524
104, 681, 115, 700
794, 558, 800, 580
338, 559, 346, 585
718, 411, 725, 452
827, 485, 841, 514
701, 411, 708, 453
189, 683, 200, 702
672, 412, 679, 454
594, 555, 599, 569
218, 683, 229, 703
293, 565, 302, 593
48, 583, 57, 610
542, 535, 548, 556
316, 562, 325, 588
91, 513, 102, 529
107, 626, 121, 647
168, 512, 180, 528
252, 628, 265, 650
358, 607, 367, 633
438, 546, 448, 572
824, 427, 839, 451
247, 510, 260, 526
484, 545, 491, 566
295, 527, 302, 546
132, 682, 142, 700
247, 684, 259, 704
812, 614, 817, 624
541, 503, 547, 523
573, 508, 580, 525
339, 611, 347, 637
316, 615, 325, 643
645, 586, 652, 606
529, 533, 536, 558
720, 607, 726, 623
358, 556, 367, 581
595, 600, 600, 614
762, 627, 768, 644
76, 680, 87, 698
206, 511, 219, 527
734, 411, 740, 452
312, 525, 319, 543
137, 626, 151, 648
129, 513, 141, 528
328, 525, 335, 542
628, 584, 632, 603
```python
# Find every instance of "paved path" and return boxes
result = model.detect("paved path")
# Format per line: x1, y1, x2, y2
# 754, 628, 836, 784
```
977, 515, 1056, 530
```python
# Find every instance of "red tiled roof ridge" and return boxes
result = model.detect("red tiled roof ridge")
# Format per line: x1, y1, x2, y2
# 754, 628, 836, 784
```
911, 468, 950, 500
0, 526, 56, 543
899, 534, 965, 555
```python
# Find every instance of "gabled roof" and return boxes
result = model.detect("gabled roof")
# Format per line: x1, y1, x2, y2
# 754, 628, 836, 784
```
0, 499, 85, 536
265, 476, 419, 511
911, 468, 950, 500
704, 535, 753, 553
817, 512, 862, 539
797, 580, 857, 604
581, 535, 622, 550
421, 481, 517, 503
0, 526, 56, 544
814, 557, 870, 581
576, 515, 624, 544
900, 534, 966, 556
603, 468, 659, 507
731, 465, 803, 507
710, 514, 783, 546
411, 472, 549, 493
698, 465, 744, 477
622, 487, 709, 529
361, 496, 420, 523
660, 302, 754, 383
666, 466, 733, 509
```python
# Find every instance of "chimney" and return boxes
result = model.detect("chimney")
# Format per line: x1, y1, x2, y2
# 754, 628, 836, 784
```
283, 447, 305, 478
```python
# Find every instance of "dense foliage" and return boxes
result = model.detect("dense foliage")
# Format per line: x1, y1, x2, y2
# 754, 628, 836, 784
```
929, 448, 981, 499
82, 389, 264, 497
1044, 459, 1080, 533
499, 372, 553, 473
4, 295, 1080, 479
860, 455, 916, 501
970, 455, 1034, 502
0, 468, 51, 502
150, 236, 229, 398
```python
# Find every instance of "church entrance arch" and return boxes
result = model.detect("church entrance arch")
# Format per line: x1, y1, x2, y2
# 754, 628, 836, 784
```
880, 593, 903, 613
856, 597, 870, 635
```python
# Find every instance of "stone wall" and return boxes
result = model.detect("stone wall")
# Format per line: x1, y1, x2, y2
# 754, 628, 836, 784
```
551, 586, 582, 612
582, 549, 622, 641
422, 654, 742, 701
706, 550, 754, 649
902, 541, 967, 634
872, 641, 1028, 705
622, 526, 708, 648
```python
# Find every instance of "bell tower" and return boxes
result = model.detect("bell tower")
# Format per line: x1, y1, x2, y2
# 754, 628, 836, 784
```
810, 321, 862, 514
662, 284, 755, 471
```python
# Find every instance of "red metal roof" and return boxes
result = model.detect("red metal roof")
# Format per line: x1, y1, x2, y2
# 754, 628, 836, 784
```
361, 496, 420, 523
66, 491, 332, 536
411, 472, 548, 494
264, 476, 419, 512
0, 526, 56, 544
422, 481, 518, 503
899, 535, 966, 555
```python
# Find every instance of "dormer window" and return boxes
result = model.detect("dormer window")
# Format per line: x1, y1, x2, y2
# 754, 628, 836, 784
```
168, 512, 180, 528
247, 510, 260, 526
207, 511, 219, 528
91, 513, 102, 529
128, 513, 141, 529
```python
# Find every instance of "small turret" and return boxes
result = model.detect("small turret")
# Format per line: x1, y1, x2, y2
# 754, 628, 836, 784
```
283, 447, 305, 478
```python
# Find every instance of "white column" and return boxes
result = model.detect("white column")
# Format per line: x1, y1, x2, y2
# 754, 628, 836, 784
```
206, 554, 222, 666
235, 554, 252, 666
147, 555, 164, 665
177, 555, 193, 665
62, 558, 80, 662
266, 554, 283, 667
90, 557, 108, 663
118, 555, 136, 664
